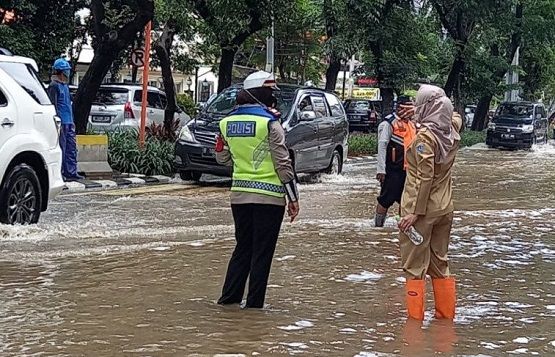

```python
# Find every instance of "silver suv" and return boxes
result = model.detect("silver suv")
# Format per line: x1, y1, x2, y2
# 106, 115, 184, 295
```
88, 84, 190, 132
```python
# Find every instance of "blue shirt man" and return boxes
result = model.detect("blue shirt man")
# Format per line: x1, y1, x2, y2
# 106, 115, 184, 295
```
47, 58, 83, 181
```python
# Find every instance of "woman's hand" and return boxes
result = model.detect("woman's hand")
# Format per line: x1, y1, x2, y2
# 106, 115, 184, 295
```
398, 214, 419, 232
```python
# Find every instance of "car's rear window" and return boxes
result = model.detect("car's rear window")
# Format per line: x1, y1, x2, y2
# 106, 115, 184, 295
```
94, 88, 129, 105
206, 86, 297, 117
346, 100, 370, 111
0, 61, 51, 105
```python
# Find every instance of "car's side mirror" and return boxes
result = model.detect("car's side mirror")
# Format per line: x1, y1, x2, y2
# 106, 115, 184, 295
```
300, 110, 317, 121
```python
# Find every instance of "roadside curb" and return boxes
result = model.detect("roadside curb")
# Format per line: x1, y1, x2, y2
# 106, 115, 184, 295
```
346, 155, 376, 163
62, 174, 173, 194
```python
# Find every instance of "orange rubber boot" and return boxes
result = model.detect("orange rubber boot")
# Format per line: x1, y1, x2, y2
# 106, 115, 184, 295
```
406, 279, 425, 320
432, 277, 456, 319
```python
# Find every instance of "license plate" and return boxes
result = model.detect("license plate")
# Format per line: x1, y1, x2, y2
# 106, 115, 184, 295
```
92, 115, 112, 123
501, 134, 515, 139
202, 147, 215, 157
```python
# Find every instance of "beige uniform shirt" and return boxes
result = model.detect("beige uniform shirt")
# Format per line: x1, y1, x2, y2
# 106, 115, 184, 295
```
216, 120, 295, 206
401, 114, 462, 217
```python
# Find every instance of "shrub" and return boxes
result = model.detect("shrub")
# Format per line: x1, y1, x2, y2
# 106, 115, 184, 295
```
108, 130, 175, 176
348, 133, 378, 156
347, 129, 486, 157
145, 118, 181, 142
177, 94, 198, 117
460, 130, 486, 148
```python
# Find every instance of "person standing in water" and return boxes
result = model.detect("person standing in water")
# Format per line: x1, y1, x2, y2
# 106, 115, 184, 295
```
215, 71, 300, 309
397, 85, 462, 321
374, 96, 416, 227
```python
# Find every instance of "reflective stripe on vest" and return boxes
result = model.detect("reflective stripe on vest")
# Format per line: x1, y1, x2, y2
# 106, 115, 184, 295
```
220, 113, 285, 198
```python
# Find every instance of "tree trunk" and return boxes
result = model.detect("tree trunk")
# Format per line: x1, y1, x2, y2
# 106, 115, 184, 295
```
369, 41, 394, 115
154, 23, 178, 133
218, 46, 236, 93
131, 66, 138, 83
278, 62, 286, 81
73, 48, 117, 134
472, 95, 492, 131
471, 2, 523, 131
381, 88, 394, 117
444, 47, 465, 98
325, 56, 341, 91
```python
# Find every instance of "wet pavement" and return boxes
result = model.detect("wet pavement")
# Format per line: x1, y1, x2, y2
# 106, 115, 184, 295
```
0, 144, 554, 356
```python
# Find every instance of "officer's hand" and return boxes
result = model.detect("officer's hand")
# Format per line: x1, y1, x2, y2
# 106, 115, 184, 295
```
376, 173, 386, 184
288, 201, 300, 223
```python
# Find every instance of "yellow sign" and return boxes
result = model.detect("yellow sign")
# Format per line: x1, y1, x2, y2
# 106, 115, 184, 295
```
352, 88, 381, 101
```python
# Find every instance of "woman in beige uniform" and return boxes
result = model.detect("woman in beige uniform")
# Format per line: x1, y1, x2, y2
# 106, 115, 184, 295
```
398, 85, 462, 321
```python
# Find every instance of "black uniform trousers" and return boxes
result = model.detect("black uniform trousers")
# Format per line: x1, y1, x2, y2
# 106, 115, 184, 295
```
218, 203, 285, 308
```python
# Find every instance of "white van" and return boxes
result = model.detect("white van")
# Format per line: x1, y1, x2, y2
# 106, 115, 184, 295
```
0, 51, 65, 224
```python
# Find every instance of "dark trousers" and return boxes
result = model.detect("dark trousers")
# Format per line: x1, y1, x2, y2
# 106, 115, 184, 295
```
218, 203, 285, 308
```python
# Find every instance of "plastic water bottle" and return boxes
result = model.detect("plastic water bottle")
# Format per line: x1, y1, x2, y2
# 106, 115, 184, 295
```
395, 216, 424, 246
405, 226, 424, 245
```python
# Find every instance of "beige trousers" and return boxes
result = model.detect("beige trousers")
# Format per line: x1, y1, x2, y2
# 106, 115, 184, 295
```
400, 213, 454, 279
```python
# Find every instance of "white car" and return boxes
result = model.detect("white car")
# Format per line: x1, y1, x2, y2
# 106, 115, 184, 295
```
0, 52, 65, 224
88, 84, 191, 132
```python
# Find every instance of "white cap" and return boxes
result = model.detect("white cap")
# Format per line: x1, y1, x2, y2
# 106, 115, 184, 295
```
243, 71, 278, 90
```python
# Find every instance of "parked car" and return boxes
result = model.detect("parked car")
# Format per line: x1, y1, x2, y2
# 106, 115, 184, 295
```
88, 84, 191, 132
175, 84, 349, 181
0, 52, 65, 224
343, 99, 382, 132
465, 105, 476, 128
486, 101, 549, 149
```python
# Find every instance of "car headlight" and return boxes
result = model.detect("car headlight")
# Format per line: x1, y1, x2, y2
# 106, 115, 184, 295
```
179, 125, 197, 143
521, 124, 534, 133
488, 122, 496, 130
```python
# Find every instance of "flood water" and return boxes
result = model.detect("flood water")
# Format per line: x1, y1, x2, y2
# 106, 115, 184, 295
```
0, 144, 554, 356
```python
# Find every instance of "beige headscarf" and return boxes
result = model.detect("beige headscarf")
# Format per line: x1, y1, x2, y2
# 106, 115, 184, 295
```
414, 85, 460, 164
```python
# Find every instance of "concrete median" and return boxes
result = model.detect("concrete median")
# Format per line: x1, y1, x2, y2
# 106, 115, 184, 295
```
76, 134, 113, 180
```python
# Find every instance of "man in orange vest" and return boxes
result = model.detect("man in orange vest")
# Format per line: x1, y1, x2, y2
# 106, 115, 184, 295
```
374, 96, 416, 227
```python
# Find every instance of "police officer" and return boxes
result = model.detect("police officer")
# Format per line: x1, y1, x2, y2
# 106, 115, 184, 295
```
374, 96, 416, 227
215, 71, 300, 309
397, 85, 462, 321
47, 58, 83, 181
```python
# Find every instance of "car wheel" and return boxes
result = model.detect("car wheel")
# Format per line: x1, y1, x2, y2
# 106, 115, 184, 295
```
179, 171, 202, 182
0, 164, 42, 225
325, 150, 342, 175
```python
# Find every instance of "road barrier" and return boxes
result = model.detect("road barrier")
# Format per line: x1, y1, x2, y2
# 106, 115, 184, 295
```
76, 135, 113, 180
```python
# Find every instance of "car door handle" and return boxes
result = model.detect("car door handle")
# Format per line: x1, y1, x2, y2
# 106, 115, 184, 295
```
1, 118, 14, 127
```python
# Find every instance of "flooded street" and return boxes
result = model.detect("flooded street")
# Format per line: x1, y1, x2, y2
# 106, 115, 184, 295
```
1, 144, 554, 356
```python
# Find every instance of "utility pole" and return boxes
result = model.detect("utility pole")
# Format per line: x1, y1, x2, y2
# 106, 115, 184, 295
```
505, 46, 520, 102
347, 54, 355, 98
266, 18, 275, 74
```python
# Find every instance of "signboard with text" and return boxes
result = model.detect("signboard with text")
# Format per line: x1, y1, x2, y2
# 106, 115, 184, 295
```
352, 88, 381, 101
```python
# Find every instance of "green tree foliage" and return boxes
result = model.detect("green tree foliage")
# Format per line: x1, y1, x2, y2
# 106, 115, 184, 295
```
73, 0, 154, 134
0, 0, 86, 76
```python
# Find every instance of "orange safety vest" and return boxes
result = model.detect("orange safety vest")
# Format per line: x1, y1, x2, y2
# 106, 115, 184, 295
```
386, 115, 416, 170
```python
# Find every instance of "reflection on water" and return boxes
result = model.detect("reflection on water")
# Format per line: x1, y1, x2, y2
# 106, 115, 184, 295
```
0, 144, 554, 356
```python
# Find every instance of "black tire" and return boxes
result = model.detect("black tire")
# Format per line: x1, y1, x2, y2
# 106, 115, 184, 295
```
179, 171, 202, 182
0, 164, 42, 225
325, 150, 342, 175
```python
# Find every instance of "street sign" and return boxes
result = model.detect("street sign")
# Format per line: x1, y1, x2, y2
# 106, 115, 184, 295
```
130, 48, 146, 68
352, 88, 381, 101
